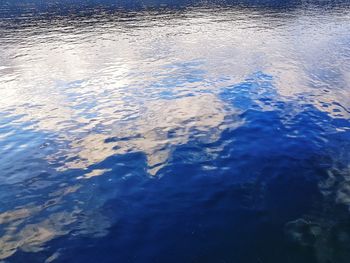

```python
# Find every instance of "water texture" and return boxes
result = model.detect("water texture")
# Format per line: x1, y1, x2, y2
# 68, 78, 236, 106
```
0, 0, 350, 262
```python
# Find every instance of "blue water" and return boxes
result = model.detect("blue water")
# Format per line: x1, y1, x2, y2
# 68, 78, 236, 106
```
0, 0, 350, 262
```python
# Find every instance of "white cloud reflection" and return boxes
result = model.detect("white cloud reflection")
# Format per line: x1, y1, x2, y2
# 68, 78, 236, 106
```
0, 5, 350, 260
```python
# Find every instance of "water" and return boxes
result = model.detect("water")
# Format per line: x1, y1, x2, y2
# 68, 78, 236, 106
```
0, 0, 350, 262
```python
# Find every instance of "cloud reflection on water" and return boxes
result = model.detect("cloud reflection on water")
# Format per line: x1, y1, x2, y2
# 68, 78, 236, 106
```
0, 2, 350, 262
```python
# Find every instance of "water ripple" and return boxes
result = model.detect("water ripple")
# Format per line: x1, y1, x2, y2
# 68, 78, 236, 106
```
0, 1, 350, 262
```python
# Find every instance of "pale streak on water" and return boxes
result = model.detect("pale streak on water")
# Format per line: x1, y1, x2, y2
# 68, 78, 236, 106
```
0, 1, 350, 262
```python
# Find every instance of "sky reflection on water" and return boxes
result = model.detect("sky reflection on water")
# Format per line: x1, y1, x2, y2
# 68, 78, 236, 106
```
0, 1, 350, 262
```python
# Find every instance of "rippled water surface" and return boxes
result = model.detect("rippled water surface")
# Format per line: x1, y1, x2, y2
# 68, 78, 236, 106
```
1, 0, 350, 262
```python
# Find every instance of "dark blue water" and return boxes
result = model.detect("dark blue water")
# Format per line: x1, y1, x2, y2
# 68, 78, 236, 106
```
1, 0, 350, 262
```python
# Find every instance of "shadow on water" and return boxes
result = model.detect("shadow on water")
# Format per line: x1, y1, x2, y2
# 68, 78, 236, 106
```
1, 72, 350, 263
1, 0, 350, 21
